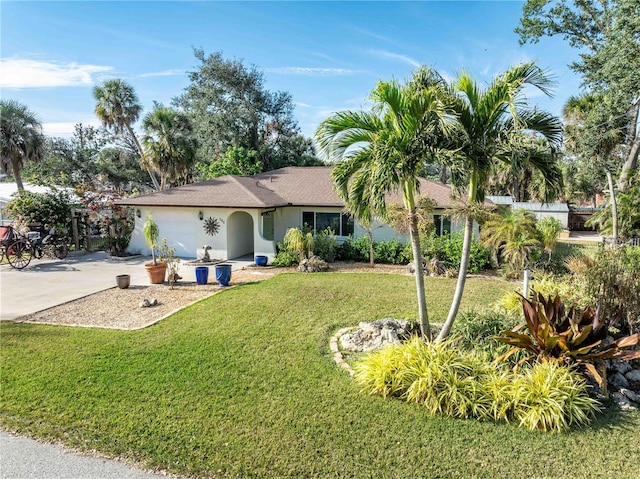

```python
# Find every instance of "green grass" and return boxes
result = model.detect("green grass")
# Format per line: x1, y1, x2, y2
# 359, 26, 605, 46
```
2, 273, 639, 478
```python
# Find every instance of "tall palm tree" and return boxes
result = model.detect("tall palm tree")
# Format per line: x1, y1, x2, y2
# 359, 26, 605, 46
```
0, 100, 45, 192
436, 63, 563, 341
142, 105, 197, 190
93, 79, 161, 190
563, 94, 622, 241
315, 75, 448, 339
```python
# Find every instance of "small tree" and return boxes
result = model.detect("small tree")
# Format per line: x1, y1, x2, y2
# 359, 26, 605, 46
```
283, 227, 314, 261
143, 213, 160, 265
536, 217, 563, 262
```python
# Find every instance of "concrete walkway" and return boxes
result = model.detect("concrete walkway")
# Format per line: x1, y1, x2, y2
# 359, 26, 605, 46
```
1, 251, 254, 478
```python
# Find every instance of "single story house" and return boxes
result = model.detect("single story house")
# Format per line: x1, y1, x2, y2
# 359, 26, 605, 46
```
117, 166, 477, 261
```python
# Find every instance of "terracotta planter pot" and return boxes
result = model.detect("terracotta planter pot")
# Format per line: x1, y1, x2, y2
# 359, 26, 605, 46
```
145, 261, 167, 284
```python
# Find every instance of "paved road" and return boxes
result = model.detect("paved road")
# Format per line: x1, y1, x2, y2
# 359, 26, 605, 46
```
0, 431, 167, 479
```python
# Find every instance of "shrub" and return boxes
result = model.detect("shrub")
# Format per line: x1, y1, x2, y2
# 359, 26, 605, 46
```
336, 236, 411, 264
451, 310, 519, 360
313, 228, 338, 263
3, 189, 73, 235
272, 242, 298, 267
509, 362, 599, 432
420, 232, 490, 273
495, 292, 640, 394
354, 337, 600, 431
374, 238, 409, 264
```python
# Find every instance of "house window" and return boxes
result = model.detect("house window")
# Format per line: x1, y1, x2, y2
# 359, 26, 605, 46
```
433, 215, 452, 236
262, 212, 274, 241
302, 211, 354, 236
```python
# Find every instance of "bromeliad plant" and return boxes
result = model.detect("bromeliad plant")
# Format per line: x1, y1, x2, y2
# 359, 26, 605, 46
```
495, 292, 640, 395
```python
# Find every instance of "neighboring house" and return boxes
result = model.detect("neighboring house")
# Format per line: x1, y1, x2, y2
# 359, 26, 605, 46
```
117, 166, 477, 261
487, 196, 570, 228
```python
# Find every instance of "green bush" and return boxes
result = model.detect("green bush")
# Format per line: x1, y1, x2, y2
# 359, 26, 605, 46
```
336, 236, 410, 264
271, 242, 299, 267
354, 337, 599, 431
510, 362, 600, 432
419, 232, 490, 273
451, 309, 518, 360
3, 189, 73, 235
313, 228, 338, 262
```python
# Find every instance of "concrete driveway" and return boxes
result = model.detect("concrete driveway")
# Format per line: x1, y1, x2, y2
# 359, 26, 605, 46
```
0, 252, 151, 321
0, 252, 253, 321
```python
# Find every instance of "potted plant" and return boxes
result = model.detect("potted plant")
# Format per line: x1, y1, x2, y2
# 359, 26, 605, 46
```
143, 214, 167, 284
159, 238, 181, 289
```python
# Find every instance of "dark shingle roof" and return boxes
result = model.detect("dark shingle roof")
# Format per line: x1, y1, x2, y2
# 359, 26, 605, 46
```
117, 166, 467, 209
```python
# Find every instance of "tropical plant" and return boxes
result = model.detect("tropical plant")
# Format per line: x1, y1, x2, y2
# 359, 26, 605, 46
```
509, 361, 600, 432
452, 309, 518, 360
0, 100, 45, 192
354, 337, 599, 431
142, 214, 160, 265
316, 70, 449, 339
536, 217, 564, 262
437, 63, 563, 341
313, 228, 338, 263
283, 227, 314, 262
93, 79, 161, 190
142, 104, 198, 190
271, 242, 298, 267
495, 292, 640, 395
480, 208, 541, 271
159, 238, 180, 289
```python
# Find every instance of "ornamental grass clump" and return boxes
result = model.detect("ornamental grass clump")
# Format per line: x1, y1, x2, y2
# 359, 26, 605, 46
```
354, 336, 600, 431
509, 361, 600, 432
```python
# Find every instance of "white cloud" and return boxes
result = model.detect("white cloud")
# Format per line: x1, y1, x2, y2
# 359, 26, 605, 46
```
367, 50, 420, 68
42, 121, 100, 138
265, 67, 361, 76
1, 58, 113, 88
138, 69, 186, 78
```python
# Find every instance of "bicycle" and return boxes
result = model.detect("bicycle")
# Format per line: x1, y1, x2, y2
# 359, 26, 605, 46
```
26, 229, 69, 260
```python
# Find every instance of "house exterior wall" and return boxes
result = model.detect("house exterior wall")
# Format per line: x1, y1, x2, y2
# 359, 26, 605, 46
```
128, 205, 479, 262
128, 206, 276, 261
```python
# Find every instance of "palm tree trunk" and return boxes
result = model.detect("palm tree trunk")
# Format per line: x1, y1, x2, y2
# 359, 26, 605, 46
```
606, 170, 618, 243
617, 101, 639, 191
368, 226, 374, 267
126, 124, 161, 191
409, 208, 430, 340
10, 156, 25, 192
437, 214, 473, 342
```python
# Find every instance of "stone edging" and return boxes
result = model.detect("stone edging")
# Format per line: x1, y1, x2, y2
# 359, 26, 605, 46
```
329, 327, 356, 376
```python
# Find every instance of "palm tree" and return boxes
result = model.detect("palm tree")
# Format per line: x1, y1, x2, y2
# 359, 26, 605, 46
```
436, 63, 563, 341
480, 208, 541, 270
93, 79, 161, 190
315, 74, 448, 339
563, 94, 622, 242
0, 100, 45, 192
142, 105, 197, 190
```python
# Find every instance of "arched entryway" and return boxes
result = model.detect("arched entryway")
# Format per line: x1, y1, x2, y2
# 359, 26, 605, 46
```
226, 211, 254, 259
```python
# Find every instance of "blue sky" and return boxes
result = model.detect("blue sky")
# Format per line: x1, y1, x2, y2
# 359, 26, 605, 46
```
1, 1, 584, 141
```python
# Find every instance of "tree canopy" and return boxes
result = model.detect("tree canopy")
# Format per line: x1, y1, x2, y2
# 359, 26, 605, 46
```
516, 0, 640, 190
174, 49, 320, 172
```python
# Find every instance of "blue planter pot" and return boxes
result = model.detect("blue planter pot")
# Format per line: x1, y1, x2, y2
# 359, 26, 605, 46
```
215, 264, 232, 287
255, 255, 268, 266
195, 266, 209, 285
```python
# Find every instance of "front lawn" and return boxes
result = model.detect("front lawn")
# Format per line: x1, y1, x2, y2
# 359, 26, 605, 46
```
1, 273, 639, 478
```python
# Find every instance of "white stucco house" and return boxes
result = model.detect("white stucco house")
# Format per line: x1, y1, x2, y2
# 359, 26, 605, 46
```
117, 166, 477, 261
